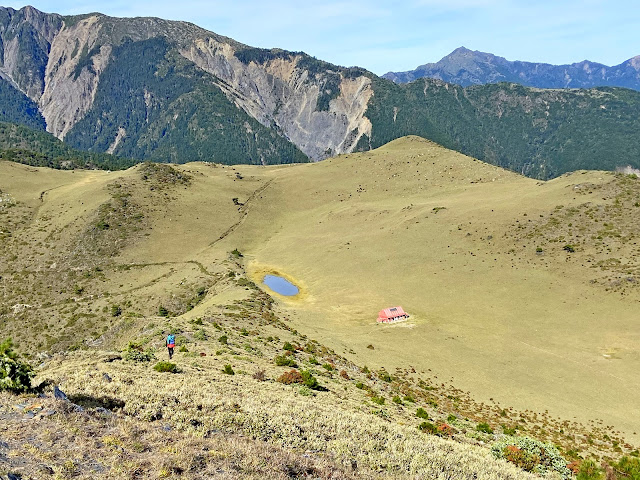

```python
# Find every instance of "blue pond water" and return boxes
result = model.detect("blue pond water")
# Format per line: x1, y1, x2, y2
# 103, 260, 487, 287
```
263, 274, 299, 296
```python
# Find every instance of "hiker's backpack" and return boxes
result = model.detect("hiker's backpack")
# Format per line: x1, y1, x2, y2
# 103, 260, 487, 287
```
167, 334, 175, 348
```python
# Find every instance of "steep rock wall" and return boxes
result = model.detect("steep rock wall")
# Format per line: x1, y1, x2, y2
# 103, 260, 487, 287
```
40, 16, 111, 139
181, 38, 372, 160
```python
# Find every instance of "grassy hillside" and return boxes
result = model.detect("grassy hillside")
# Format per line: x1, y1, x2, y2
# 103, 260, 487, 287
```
1, 137, 640, 477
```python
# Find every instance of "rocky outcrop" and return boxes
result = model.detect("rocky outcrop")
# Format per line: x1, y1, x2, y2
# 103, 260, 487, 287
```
0, 6, 62, 99
40, 15, 110, 139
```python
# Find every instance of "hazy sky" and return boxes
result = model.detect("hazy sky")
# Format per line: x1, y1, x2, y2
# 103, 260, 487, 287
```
5, 1, 639, 74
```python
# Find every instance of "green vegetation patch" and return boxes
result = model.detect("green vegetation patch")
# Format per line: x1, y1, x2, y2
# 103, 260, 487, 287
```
491, 437, 571, 478
0, 338, 34, 392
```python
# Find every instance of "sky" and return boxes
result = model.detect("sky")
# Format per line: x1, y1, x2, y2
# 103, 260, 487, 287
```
4, 0, 640, 75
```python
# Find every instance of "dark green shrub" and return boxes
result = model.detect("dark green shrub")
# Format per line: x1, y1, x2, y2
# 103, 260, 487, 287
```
322, 363, 334, 371
308, 356, 319, 365
563, 244, 576, 253
283, 342, 295, 352
0, 338, 34, 393
218, 335, 228, 345
153, 361, 179, 373
476, 422, 494, 434
236, 277, 254, 288
370, 395, 385, 405
274, 355, 297, 367
178, 345, 188, 353
378, 370, 392, 382
301, 370, 321, 390
110, 305, 122, 317
355, 382, 365, 389
392, 395, 403, 405
416, 408, 429, 419
223, 364, 235, 375
418, 422, 437, 434
158, 305, 169, 317
231, 249, 243, 258
447, 414, 457, 422
124, 342, 156, 362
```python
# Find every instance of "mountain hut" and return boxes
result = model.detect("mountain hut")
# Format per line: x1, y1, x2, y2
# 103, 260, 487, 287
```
377, 306, 409, 323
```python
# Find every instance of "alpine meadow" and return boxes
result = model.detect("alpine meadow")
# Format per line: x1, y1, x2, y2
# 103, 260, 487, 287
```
1, 5, 640, 480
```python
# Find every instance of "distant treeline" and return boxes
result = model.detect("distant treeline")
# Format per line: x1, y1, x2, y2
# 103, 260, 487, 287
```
0, 122, 136, 170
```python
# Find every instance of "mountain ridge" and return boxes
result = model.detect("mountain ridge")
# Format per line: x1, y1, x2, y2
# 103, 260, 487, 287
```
1, 6, 640, 178
383, 46, 640, 90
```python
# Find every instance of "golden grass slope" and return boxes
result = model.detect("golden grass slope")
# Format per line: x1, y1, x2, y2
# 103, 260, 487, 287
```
1, 135, 640, 450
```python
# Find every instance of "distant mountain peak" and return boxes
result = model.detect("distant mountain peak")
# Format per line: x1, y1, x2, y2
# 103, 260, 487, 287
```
383, 48, 640, 91
451, 46, 472, 54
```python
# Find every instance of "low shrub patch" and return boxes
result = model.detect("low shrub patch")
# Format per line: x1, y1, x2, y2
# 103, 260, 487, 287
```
491, 437, 571, 478
274, 355, 297, 367
278, 369, 303, 385
418, 422, 437, 434
301, 370, 322, 390
416, 408, 429, 419
153, 361, 179, 373
124, 342, 156, 363
476, 422, 494, 434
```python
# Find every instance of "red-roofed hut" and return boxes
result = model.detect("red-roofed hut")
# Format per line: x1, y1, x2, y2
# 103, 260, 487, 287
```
377, 306, 409, 323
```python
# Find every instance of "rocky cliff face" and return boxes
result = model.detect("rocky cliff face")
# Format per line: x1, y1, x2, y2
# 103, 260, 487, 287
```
181, 39, 372, 160
0, 6, 62, 99
0, 6, 373, 161
384, 46, 640, 90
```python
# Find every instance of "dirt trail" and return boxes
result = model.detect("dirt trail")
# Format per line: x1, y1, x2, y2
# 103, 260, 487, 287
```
209, 179, 273, 246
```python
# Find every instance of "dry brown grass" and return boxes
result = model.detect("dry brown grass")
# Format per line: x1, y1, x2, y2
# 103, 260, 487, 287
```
0, 393, 357, 479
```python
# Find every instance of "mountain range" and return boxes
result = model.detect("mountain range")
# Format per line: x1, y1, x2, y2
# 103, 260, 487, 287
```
0, 7, 640, 179
383, 46, 640, 90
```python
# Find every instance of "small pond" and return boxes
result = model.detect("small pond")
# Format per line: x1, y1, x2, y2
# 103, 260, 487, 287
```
263, 274, 299, 296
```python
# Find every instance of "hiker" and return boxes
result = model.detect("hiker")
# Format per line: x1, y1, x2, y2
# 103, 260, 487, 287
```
166, 333, 175, 359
